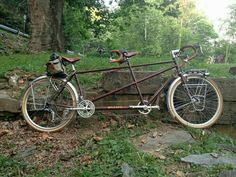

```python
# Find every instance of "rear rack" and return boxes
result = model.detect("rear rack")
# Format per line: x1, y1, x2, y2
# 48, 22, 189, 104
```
185, 69, 210, 76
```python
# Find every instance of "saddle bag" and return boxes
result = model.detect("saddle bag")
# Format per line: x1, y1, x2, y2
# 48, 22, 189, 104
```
46, 53, 66, 77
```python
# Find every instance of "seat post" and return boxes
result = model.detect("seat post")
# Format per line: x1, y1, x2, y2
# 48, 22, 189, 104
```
71, 64, 76, 71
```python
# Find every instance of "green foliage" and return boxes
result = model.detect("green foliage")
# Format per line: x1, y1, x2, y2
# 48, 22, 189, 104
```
0, 154, 27, 176
0, 0, 27, 31
172, 128, 235, 158
63, 0, 110, 52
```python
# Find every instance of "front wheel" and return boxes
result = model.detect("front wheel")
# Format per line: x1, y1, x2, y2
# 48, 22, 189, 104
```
167, 75, 223, 128
21, 76, 77, 132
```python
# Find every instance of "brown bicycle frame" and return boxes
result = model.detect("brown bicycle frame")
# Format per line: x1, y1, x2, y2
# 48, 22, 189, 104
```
64, 57, 182, 110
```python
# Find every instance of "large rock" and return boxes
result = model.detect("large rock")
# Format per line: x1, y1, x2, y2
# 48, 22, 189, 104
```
134, 129, 195, 153
0, 90, 19, 113
218, 102, 236, 124
181, 153, 236, 167
219, 169, 236, 177
229, 67, 236, 75
101, 71, 164, 94
213, 78, 236, 102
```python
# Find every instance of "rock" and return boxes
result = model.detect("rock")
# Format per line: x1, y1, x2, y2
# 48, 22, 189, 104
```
219, 169, 236, 177
0, 90, 19, 113
17, 146, 37, 159
101, 71, 164, 94
59, 152, 73, 161
181, 153, 236, 167
8, 74, 19, 89
229, 67, 236, 75
121, 163, 135, 177
219, 144, 236, 153
218, 102, 236, 124
213, 78, 236, 102
0, 78, 9, 89
152, 131, 158, 138
135, 129, 195, 154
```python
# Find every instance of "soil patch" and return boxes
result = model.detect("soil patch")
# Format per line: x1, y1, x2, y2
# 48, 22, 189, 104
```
0, 116, 110, 169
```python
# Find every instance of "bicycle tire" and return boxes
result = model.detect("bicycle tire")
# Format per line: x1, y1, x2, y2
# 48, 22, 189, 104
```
167, 75, 223, 128
21, 76, 77, 132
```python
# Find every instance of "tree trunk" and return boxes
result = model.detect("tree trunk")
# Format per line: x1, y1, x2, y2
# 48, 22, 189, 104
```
28, 0, 65, 52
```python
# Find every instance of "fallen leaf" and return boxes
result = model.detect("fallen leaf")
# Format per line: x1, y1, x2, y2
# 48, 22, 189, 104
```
40, 132, 49, 140
155, 153, 166, 160
79, 155, 92, 165
141, 138, 147, 144
155, 148, 161, 152
18, 79, 25, 84
127, 124, 135, 129
0, 129, 10, 137
176, 170, 185, 177
93, 136, 103, 142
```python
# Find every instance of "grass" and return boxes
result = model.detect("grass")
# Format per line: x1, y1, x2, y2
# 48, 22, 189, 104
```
0, 53, 235, 89
0, 53, 236, 75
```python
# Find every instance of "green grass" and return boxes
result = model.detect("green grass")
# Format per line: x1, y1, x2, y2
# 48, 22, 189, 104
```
0, 53, 235, 76
0, 53, 235, 89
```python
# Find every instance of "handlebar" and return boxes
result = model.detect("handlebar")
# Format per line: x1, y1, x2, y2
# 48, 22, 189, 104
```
109, 50, 123, 63
177, 44, 202, 61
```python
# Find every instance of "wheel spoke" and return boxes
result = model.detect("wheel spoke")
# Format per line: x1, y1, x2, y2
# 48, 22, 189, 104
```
168, 76, 223, 128
22, 77, 77, 132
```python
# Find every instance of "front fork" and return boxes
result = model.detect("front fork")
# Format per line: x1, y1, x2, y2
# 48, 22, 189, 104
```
179, 70, 209, 111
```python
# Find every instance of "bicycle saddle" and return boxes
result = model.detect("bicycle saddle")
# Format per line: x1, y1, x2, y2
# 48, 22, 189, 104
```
123, 51, 137, 58
61, 56, 80, 64
110, 50, 138, 63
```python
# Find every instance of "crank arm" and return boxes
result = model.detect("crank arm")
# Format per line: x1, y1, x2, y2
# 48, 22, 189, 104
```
129, 105, 160, 110
66, 108, 93, 110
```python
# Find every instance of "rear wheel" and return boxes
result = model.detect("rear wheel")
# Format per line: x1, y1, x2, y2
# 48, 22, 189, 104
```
167, 75, 223, 128
21, 76, 77, 132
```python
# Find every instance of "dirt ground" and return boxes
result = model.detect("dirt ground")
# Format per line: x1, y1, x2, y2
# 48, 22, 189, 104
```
0, 116, 114, 169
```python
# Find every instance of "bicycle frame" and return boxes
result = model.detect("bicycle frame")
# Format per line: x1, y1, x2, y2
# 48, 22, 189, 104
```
63, 56, 183, 111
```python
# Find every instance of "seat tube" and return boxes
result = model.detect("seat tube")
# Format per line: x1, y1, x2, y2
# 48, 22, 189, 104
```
126, 59, 145, 104
71, 64, 83, 97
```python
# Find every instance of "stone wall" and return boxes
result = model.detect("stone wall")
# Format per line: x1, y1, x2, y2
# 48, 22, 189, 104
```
0, 69, 38, 115
0, 70, 235, 124
100, 71, 236, 124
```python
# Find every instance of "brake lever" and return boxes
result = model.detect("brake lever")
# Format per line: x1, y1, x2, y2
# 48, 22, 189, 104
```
194, 43, 203, 54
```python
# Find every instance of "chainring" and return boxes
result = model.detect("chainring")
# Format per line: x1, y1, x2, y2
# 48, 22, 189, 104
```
138, 100, 151, 115
77, 100, 95, 118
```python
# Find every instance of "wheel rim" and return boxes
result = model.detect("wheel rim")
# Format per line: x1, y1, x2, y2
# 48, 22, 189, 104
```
169, 76, 222, 128
22, 78, 76, 131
